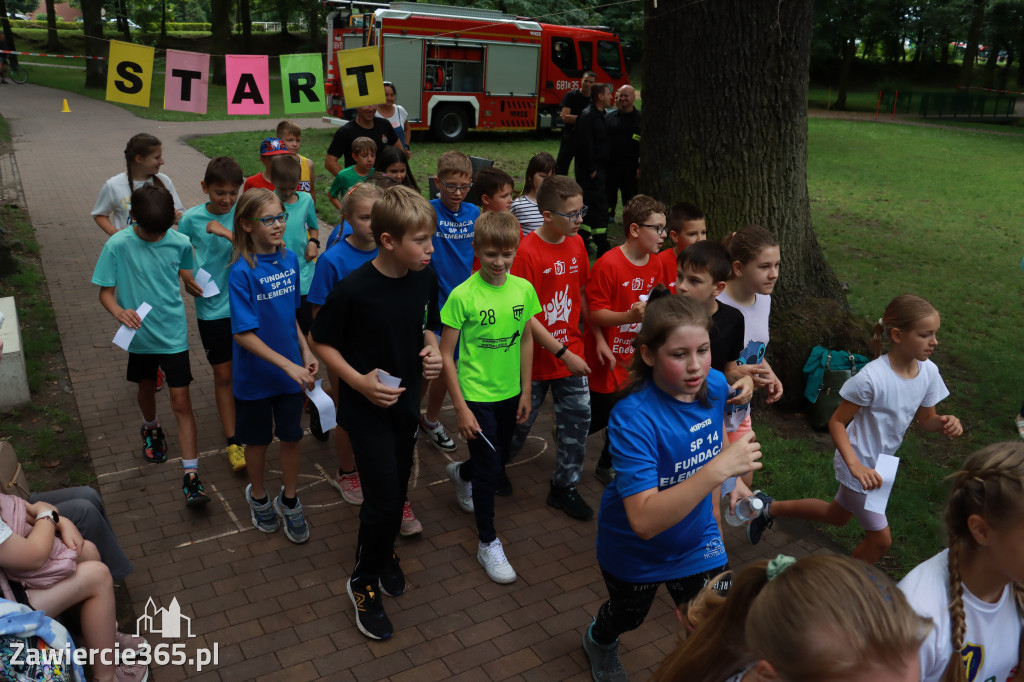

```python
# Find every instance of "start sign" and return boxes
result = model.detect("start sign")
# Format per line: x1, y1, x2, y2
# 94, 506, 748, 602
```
336, 46, 385, 107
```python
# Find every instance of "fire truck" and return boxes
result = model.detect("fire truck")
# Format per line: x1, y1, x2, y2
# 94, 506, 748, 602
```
323, 2, 630, 141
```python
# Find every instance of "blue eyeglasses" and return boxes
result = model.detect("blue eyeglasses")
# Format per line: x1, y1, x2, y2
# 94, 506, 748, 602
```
549, 205, 589, 222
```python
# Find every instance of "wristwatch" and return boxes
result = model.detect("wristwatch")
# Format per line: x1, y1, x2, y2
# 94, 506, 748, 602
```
308, 237, 321, 248
36, 509, 59, 525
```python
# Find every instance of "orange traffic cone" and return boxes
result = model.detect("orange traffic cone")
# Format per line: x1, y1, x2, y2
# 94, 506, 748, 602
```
61, 99, 71, 113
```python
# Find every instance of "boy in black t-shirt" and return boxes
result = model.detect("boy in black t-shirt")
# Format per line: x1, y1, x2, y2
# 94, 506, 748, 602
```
311, 186, 442, 641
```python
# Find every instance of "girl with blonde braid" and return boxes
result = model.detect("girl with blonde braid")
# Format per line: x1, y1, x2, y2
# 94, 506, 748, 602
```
899, 441, 1024, 682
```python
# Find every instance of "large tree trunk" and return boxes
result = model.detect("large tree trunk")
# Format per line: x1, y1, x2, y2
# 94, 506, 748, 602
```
640, 0, 856, 406
239, 0, 252, 52
835, 37, 856, 110
960, 0, 986, 87
44, 0, 59, 51
211, 0, 232, 85
80, 0, 105, 88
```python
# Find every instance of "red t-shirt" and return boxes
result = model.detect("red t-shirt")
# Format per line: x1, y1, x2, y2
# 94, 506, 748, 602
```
243, 172, 275, 193
510, 231, 590, 381
655, 246, 680, 292
585, 247, 664, 393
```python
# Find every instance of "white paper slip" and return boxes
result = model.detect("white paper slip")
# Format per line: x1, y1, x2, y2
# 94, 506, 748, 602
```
477, 430, 497, 452
376, 369, 402, 389
864, 454, 900, 514
639, 294, 649, 302
113, 301, 153, 351
304, 379, 336, 433
194, 268, 220, 298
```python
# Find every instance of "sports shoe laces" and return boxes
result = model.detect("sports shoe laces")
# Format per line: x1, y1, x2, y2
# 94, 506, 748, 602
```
485, 542, 510, 567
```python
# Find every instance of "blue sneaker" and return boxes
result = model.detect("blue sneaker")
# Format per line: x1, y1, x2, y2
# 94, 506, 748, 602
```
746, 490, 775, 546
245, 484, 279, 533
273, 488, 310, 544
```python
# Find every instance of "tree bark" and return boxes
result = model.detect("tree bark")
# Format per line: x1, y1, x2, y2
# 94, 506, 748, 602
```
239, 0, 252, 52
80, 0, 105, 88
640, 0, 856, 406
211, 0, 232, 85
960, 0, 986, 87
835, 37, 856, 110
44, 0, 59, 50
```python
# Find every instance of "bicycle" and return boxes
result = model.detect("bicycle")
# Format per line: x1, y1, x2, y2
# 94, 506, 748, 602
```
8, 64, 27, 84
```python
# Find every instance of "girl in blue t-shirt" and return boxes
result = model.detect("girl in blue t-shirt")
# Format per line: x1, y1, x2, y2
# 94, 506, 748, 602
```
581, 289, 763, 681
229, 188, 318, 544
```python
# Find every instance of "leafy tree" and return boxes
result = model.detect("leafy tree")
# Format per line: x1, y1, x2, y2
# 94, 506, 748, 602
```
5, 0, 35, 16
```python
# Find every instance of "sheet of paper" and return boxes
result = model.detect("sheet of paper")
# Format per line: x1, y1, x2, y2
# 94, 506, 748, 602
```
304, 379, 336, 432
477, 430, 497, 452
113, 302, 153, 351
194, 268, 220, 298
864, 454, 900, 514
376, 369, 402, 389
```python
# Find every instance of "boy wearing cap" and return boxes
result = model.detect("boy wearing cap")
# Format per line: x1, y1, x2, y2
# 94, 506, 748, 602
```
244, 138, 292, 193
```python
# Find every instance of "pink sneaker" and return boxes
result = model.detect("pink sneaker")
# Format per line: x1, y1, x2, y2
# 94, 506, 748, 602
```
400, 500, 422, 536
331, 470, 364, 505
115, 631, 147, 651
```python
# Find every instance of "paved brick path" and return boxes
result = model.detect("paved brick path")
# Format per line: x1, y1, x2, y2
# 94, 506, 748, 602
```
0, 85, 839, 681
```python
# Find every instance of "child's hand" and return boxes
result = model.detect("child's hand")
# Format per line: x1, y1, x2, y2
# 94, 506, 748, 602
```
713, 431, 762, 480
456, 406, 481, 441
57, 520, 83, 555
726, 479, 755, 516
562, 350, 591, 376
727, 376, 754, 405
850, 463, 883, 490
941, 414, 963, 438
594, 342, 616, 370
764, 372, 783, 404
517, 393, 532, 424
358, 369, 405, 407
285, 362, 316, 391
420, 345, 442, 380
206, 220, 219, 234
183, 278, 205, 298
304, 241, 318, 262
628, 300, 647, 322
116, 308, 143, 329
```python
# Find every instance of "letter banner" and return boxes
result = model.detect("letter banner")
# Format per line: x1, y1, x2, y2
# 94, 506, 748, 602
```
279, 53, 325, 114
106, 40, 154, 107
164, 50, 210, 114
337, 46, 385, 108
225, 54, 270, 115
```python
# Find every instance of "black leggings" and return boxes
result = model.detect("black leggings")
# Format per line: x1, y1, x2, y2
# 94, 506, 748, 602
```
591, 564, 730, 645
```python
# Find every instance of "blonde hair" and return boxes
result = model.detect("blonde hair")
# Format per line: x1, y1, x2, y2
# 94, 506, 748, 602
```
341, 182, 383, 221
436, 150, 473, 178
276, 120, 301, 138
473, 211, 520, 251
941, 442, 1024, 682
350, 136, 377, 157
371, 185, 436, 246
870, 294, 938, 357
232, 188, 284, 268
653, 554, 931, 682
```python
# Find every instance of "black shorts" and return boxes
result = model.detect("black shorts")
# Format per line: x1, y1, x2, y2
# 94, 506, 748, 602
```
197, 317, 233, 366
296, 295, 313, 336
127, 351, 192, 387
235, 392, 305, 445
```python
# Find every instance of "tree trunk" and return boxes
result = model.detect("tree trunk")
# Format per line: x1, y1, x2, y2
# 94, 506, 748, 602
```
44, 0, 59, 50
239, 0, 252, 52
640, 0, 856, 406
982, 41, 1001, 89
960, 0, 986, 87
835, 37, 856, 110
306, 2, 320, 45
160, 0, 167, 38
211, 0, 232, 85
940, 35, 950, 65
277, 0, 289, 37
80, 0, 105, 88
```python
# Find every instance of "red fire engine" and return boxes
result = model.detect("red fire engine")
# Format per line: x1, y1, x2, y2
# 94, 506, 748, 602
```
323, 1, 629, 141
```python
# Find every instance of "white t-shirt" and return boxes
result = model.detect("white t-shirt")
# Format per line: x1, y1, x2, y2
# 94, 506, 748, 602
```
833, 354, 949, 492
715, 291, 771, 432
510, 194, 544, 235
91, 172, 184, 232
899, 549, 1021, 682
376, 105, 409, 137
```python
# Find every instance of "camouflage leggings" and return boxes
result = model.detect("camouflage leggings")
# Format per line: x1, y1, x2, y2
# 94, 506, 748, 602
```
510, 375, 591, 487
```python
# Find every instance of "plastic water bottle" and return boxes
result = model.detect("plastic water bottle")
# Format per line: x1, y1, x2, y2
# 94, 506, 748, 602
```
724, 496, 764, 526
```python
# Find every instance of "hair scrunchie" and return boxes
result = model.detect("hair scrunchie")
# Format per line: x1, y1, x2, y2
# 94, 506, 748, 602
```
766, 554, 796, 581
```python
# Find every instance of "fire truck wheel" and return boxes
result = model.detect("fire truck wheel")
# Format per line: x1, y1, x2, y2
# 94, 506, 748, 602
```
431, 104, 470, 143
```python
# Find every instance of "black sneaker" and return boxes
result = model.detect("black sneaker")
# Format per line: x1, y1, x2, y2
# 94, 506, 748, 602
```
546, 483, 594, 520
379, 549, 405, 597
593, 465, 615, 486
182, 473, 211, 507
582, 620, 627, 682
348, 579, 393, 640
419, 416, 457, 452
140, 425, 167, 463
746, 490, 775, 545
307, 399, 329, 442
496, 469, 513, 497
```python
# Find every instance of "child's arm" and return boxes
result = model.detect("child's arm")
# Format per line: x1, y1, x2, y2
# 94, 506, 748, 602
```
306, 157, 316, 199
310, 339, 405, 408
296, 320, 319, 377
589, 302, 645, 329
234, 330, 315, 389
829, 399, 882, 490
580, 291, 614, 369
623, 431, 762, 540
304, 199, 320, 262
179, 268, 204, 298
517, 322, 534, 423
94, 215, 118, 237
722, 360, 755, 405
914, 406, 963, 438
528, 316, 590, 376
420, 329, 442, 380
330, 196, 343, 212
206, 220, 232, 241
440, 325, 480, 440
99, 286, 142, 328
729, 360, 783, 403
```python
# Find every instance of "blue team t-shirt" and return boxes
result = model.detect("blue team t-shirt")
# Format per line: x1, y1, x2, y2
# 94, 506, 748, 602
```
91, 227, 193, 355
177, 202, 235, 321
280, 191, 319, 296
229, 249, 303, 400
597, 370, 730, 582
429, 197, 479, 308
326, 221, 353, 251
306, 237, 378, 306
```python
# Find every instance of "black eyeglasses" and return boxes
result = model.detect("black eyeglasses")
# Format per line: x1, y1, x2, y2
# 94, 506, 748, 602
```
437, 178, 473, 194
549, 205, 589, 222
251, 212, 288, 226
638, 223, 668, 237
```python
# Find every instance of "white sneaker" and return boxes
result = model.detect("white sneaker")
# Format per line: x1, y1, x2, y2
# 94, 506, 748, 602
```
446, 461, 473, 512
477, 539, 516, 584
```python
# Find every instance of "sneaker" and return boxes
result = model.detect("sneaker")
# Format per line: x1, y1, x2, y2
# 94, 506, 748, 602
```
273, 489, 310, 544
546, 482, 593, 520
582, 620, 627, 682
115, 631, 147, 652
140, 425, 166, 464
420, 416, 457, 452
332, 470, 364, 505
446, 462, 474, 513
182, 473, 210, 508
348, 578, 393, 640
115, 661, 150, 682
746, 490, 775, 546
379, 549, 406, 596
478, 539, 516, 584
308, 399, 329, 442
496, 469, 513, 497
226, 443, 246, 472
400, 500, 423, 536
246, 484, 279, 533
593, 465, 615, 486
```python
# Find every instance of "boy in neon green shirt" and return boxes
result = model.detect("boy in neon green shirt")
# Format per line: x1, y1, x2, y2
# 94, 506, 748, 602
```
439, 212, 540, 584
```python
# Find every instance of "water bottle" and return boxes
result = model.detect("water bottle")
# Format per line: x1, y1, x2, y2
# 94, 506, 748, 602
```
724, 495, 764, 526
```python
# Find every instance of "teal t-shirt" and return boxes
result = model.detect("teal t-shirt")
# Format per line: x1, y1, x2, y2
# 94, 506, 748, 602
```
440, 272, 541, 402
177, 202, 235, 321
328, 166, 373, 199
281, 191, 318, 295
91, 227, 194, 354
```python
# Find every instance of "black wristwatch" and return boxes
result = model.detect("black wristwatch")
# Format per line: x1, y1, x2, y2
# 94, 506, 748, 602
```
36, 509, 60, 525
308, 237, 321, 248
555, 344, 569, 359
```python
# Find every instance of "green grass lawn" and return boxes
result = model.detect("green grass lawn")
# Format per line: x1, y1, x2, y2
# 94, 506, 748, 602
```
191, 115, 1022, 578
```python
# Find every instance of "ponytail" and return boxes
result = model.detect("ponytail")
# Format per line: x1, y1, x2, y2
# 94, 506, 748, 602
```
871, 294, 937, 359
124, 133, 164, 196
